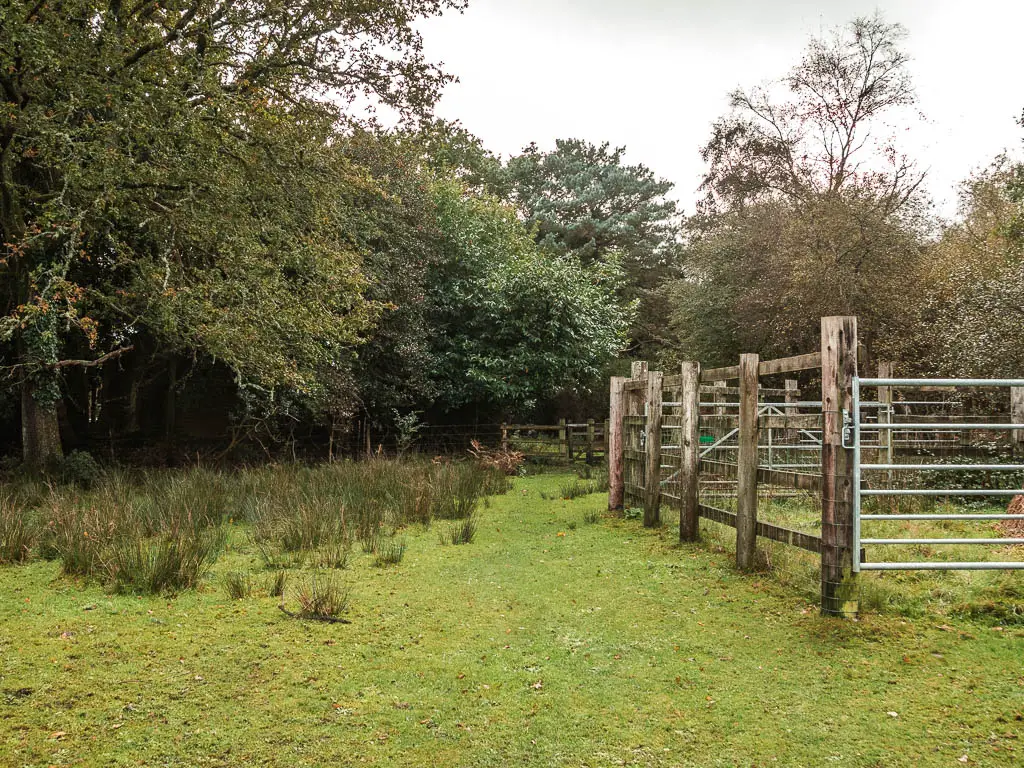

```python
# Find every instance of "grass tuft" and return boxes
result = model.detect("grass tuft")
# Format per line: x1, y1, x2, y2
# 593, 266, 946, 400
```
283, 571, 350, 622
438, 513, 478, 545
0, 493, 39, 564
223, 571, 253, 600
373, 538, 407, 567
267, 570, 288, 598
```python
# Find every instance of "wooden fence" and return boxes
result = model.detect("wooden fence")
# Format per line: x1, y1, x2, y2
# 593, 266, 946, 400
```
608, 316, 861, 617
501, 420, 606, 465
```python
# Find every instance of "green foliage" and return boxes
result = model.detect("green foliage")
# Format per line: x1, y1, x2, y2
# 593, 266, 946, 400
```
501, 138, 680, 354
59, 450, 102, 489
900, 159, 1024, 377
429, 462, 485, 520
503, 139, 679, 274
373, 538, 407, 567
665, 195, 926, 365
664, 14, 928, 366
0, 0, 463, 460
267, 570, 288, 598
427, 180, 631, 411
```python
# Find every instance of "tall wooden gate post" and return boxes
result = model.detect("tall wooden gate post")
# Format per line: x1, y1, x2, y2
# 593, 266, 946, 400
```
620, 362, 647, 511
608, 378, 626, 510
679, 361, 701, 542
735, 353, 760, 569
644, 371, 664, 527
821, 316, 859, 617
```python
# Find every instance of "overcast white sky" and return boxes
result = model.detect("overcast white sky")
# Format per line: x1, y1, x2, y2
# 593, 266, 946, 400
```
418, 0, 1024, 218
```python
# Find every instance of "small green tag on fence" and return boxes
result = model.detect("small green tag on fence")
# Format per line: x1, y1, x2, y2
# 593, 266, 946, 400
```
699, 435, 715, 445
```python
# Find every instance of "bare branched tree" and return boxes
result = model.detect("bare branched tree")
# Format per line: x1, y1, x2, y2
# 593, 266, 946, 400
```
700, 13, 925, 215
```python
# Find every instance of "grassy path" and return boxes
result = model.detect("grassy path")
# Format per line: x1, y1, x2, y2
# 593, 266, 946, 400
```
2, 474, 1022, 766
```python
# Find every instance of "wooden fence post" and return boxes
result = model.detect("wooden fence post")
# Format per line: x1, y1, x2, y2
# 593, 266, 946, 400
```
501, 422, 509, 453
1011, 386, 1024, 456
821, 316, 858, 617
623, 363, 647, 511
558, 419, 567, 462
735, 353, 759, 570
586, 419, 595, 465
679, 361, 702, 542
877, 362, 893, 471
644, 371, 663, 527
785, 379, 799, 441
608, 378, 626, 510
714, 380, 726, 416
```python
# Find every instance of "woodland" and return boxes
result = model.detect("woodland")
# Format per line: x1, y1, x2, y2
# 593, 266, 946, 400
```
2, 5, 1022, 467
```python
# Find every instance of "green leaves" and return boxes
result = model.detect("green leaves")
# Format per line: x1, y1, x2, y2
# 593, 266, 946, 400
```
425, 180, 631, 412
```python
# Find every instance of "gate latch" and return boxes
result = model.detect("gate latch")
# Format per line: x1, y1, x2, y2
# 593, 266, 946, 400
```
841, 409, 855, 448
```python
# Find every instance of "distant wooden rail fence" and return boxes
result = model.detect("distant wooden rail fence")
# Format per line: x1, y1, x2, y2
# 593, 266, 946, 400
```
608, 316, 865, 617
501, 420, 606, 465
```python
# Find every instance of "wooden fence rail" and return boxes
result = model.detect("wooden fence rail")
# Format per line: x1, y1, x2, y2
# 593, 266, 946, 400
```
501, 421, 606, 464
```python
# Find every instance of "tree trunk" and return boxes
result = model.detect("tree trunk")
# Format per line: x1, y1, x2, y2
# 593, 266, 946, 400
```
21, 378, 63, 468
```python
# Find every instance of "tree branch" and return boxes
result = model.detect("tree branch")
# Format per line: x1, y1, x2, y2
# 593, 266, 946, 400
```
53, 345, 135, 369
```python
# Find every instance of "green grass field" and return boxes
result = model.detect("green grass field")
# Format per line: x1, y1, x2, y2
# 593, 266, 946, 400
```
2, 473, 1023, 767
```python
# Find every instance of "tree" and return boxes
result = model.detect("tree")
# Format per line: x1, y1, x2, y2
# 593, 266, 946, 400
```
664, 195, 926, 366
901, 159, 1024, 377
700, 13, 923, 214
502, 139, 681, 356
0, 0, 463, 465
662, 14, 930, 366
425, 180, 632, 415
504, 139, 679, 271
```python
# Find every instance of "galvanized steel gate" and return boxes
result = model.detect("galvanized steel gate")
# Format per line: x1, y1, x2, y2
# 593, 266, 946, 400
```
851, 377, 1024, 572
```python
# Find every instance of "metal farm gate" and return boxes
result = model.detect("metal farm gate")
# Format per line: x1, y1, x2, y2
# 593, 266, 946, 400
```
852, 377, 1024, 572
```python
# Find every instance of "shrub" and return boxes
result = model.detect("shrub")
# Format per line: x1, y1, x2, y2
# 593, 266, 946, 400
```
315, 538, 351, 570
60, 450, 101, 489
468, 440, 524, 476
480, 466, 512, 496
223, 571, 253, 600
0, 493, 38, 564
49, 499, 115, 577
360, 528, 383, 554
254, 539, 307, 570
